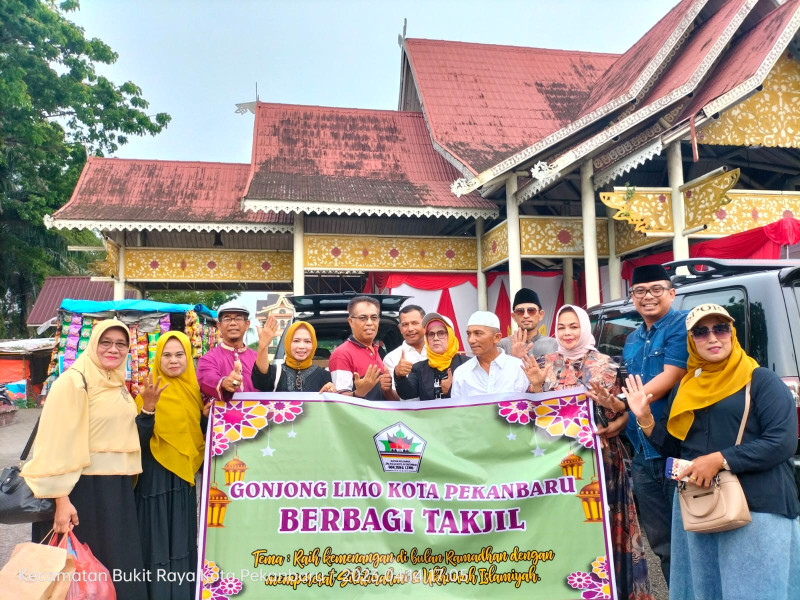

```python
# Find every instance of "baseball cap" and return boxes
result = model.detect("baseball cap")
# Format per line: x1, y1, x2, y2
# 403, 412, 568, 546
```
216, 300, 250, 319
685, 303, 734, 331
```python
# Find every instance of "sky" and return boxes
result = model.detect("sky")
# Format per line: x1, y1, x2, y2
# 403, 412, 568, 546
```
65, 0, 679, 341
66, 0, 679, 165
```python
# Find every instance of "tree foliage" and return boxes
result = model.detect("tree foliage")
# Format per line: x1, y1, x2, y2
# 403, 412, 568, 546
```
146, 290, 238, 311
0, 0, 170, 337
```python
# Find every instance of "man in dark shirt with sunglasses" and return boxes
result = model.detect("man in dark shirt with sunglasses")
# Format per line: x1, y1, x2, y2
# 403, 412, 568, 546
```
498, 288, 557, 359
610, 264, 688, 586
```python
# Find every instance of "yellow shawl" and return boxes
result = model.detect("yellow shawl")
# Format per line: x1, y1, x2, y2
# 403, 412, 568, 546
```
426, 320, 459, 371
22, 319, 141, 498
283, 321, 317, 371
136, 331, 205, 485
667, 325, 759, 440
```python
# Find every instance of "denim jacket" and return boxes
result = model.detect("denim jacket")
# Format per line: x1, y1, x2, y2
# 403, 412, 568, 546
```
623, 307, 689, 459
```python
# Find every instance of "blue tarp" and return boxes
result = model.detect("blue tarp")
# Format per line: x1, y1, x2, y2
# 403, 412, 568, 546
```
59, 299, 216, 319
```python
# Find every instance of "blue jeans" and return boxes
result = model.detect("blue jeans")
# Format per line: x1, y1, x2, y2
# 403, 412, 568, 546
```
631, 453, 676, 584
670, 496, 800, 599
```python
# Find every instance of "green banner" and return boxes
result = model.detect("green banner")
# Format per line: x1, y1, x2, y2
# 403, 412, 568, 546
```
198, 390, 614, 599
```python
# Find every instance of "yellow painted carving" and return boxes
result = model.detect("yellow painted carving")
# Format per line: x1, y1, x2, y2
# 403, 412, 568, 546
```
698, 54, 800, 147
481, 222, 509, 269
683, 169, 740, 230
305, 235, 476, 271
614, 220, 666, 256
90, 238, 119, 278
520, 217, 609, 258
124, 249, 292, 281
600, 187, 673, 233
702, 190, 800, 236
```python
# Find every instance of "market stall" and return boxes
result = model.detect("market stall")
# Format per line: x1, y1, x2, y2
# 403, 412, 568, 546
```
45, 299, 219, 397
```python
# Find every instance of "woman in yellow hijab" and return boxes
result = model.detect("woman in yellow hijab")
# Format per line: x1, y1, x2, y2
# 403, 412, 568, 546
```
396, 312, 468, 400
624, 304, 799, 599
135, 331, 207, 600
24, 319, 147, 600
251, 317, 334, 392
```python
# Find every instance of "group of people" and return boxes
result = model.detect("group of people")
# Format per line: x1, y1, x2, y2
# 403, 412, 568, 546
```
19, 263, 800, 599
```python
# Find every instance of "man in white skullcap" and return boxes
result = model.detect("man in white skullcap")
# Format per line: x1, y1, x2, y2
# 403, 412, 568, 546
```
450, 311, 532, 399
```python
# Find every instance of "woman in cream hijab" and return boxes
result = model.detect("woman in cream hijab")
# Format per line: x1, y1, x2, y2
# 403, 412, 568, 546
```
24, 319, 147, 600
135, 331, 207, 600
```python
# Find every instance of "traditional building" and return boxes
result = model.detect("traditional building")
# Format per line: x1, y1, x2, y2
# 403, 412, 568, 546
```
46, 0, 800, 335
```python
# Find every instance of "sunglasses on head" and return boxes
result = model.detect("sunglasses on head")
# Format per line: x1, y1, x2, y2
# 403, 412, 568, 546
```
690, 323, 732, 342
514, 307, 539, 316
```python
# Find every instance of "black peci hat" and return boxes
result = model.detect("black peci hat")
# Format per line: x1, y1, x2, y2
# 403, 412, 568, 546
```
512, 288, 542, 309
631, 264, 670, 285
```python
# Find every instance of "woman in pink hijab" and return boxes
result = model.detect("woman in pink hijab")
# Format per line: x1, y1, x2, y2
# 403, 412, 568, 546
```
530, 305, 654, 600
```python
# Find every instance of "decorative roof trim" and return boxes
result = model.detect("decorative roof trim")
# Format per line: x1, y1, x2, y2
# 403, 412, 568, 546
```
521, 0, 755, 199
43, 215, 293, 234
242, 198, 498, 220
448, 0, 706, 196
594, 139, 664, 189
701, 8, 800, 118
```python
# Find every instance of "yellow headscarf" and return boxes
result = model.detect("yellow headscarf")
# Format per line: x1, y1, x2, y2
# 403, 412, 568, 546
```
425, 319, 460, 371
136, 331, 205, 485
284, 321, 317, 371
667, 324, 759, 440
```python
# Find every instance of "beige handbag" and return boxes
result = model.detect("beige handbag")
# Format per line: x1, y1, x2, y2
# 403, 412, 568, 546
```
678, 382, 752, 533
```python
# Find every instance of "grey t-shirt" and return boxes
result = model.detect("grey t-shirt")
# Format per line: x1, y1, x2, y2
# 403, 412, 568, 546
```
498, 332, 558, 359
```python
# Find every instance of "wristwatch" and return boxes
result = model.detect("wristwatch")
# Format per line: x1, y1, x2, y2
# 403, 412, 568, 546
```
616, 393, 630, 412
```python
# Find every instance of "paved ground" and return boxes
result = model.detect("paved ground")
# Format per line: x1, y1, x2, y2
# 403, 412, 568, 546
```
0, 408, 669, 599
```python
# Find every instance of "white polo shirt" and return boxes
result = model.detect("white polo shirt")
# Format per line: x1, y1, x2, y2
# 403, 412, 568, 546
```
450, 349, 529, 400
382, 341, 427, 390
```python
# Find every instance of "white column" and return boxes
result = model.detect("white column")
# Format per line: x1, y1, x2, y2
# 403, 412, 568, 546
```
606, 207, 622, 300
293, 212, 305, 295
475, 217, 488, 311
563, 258, 574, 305
581, 160, 600, 307
506, 175, 522, 301
113, 236, 126, 301
668, 141, 689, 261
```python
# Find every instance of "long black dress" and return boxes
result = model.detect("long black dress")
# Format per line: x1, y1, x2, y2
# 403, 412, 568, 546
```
251, 363, 331, 392
134, 413, 202, 600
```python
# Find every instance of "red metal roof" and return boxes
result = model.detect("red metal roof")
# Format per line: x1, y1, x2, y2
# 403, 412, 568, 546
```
53, 157, 290, 226
403, 39, 619, 174
27, 276, 137, 326
680, 0, 800, 121
245, 103, 494, 212
639, 0, 754, 109
578, 0, 702, 118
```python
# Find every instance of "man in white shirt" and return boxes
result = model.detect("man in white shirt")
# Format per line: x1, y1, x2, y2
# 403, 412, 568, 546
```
451, 311, 532, 399
382, 305, 427, 394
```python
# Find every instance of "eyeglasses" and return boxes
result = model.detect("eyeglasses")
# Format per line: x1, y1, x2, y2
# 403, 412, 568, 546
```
631, 285, 670, 299
351, 314, 380, 323
514, 307, 540, 316
220, 315, 246, 324
426, 330, 448, 340
690, 323, 732, 342
98, 340, 129, 351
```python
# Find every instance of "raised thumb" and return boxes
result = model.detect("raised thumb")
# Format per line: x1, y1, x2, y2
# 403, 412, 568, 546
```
400, 349, 406, 360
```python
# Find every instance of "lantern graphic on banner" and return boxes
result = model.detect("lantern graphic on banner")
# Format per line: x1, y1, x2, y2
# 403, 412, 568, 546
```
577, 477, 603, 522
222, 454, 247, 486
207, 483, 232, 528
560, 452, 585, 480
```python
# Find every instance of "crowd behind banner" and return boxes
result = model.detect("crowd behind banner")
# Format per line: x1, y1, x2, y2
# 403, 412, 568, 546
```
12, 267, 800, 600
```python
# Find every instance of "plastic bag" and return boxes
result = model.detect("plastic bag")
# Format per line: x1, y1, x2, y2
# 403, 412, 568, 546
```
50, 532, 116, 600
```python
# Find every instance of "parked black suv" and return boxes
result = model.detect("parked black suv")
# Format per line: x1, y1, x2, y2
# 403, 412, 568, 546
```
587, 259, 800, 464
271, 293, 408, 367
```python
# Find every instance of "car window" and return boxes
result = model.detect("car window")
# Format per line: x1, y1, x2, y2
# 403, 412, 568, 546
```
676, 287, 750, 356
597, 312, 643, 358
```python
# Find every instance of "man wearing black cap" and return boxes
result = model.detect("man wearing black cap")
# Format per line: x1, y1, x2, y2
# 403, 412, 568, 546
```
498, 288, 557, 359
604, 264, 688, 585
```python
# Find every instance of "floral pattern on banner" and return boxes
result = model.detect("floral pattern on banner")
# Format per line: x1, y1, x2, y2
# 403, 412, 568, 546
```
498, 399, 535, 425
210, 430, 230, 456
305, 235, 476, 271
703, 190, 800, 236
533, 394, 590, 440
125, 249, 292, 282
213, 401, 270, 444
266, 400, 303, 423
480, 221, 509, 268
202, 560, 242, 599
566, 555, 611, 599
698, 54, 800, 148
520, 217, 610, 258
